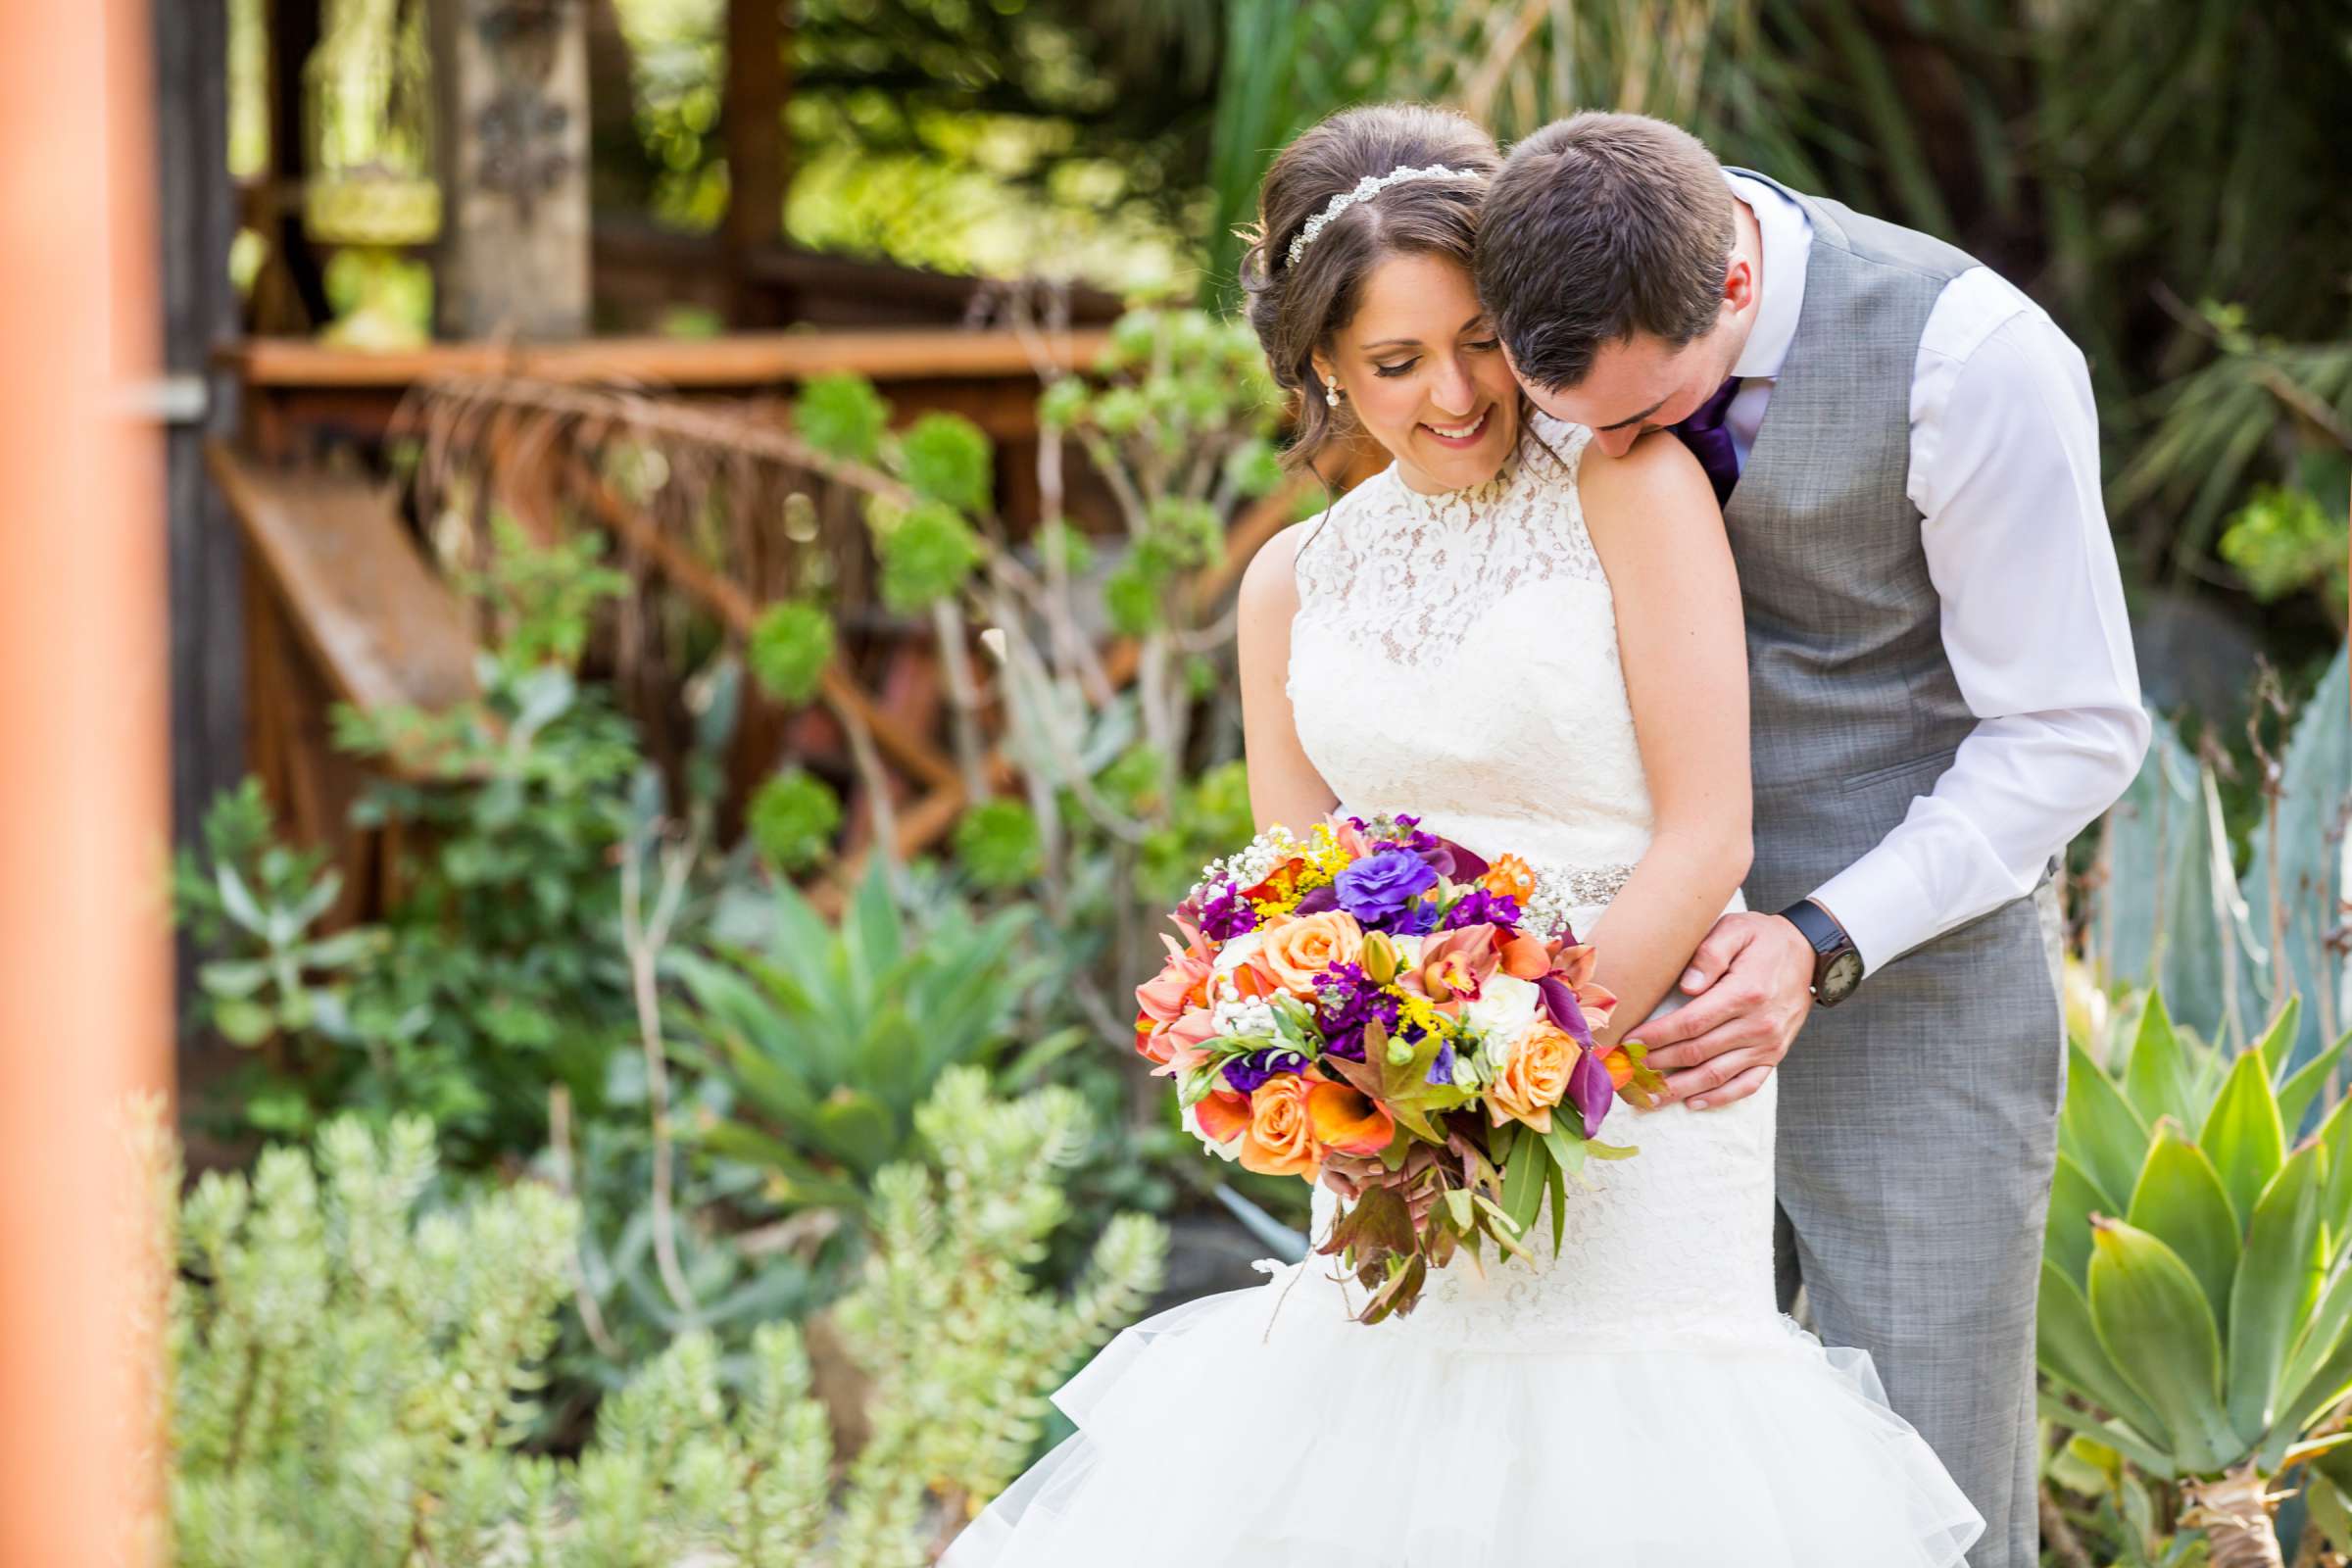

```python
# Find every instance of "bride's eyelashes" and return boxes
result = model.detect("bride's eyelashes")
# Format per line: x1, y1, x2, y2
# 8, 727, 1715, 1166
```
1371, 338, 1501, 379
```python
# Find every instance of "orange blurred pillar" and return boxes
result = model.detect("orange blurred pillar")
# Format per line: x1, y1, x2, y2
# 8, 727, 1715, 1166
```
0, 2, 172, 1566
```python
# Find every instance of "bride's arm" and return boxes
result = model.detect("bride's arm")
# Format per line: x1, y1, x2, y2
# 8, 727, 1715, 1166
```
1237, 520, 1341, 837
1573, 432, 1753, 1051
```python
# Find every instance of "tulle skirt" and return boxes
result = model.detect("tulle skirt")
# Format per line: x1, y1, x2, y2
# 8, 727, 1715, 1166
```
939, 1259, 1984, 1567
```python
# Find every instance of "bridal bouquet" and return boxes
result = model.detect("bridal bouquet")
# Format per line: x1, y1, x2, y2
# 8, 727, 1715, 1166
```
1135, 812, 1664, 1322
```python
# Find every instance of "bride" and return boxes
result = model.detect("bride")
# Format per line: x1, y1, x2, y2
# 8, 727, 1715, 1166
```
943, 104, 1983, 1566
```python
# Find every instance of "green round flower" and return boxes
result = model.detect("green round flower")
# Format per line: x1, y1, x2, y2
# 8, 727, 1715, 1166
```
953, 798, 1044, 889
748, 600, 835, 706
748, 768, 842, 873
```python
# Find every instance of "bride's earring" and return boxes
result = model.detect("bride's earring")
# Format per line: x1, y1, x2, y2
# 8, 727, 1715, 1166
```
1324, 373, 1344, 409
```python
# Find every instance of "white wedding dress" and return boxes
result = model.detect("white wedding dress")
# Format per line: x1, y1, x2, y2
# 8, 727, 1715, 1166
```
943, 417, 1983, 1566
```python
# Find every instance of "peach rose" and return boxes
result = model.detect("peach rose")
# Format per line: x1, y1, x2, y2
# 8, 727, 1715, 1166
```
1238, 1074, 1323, 1180
1486, 1020, 1577, 1134
1256, 910, 1365, 998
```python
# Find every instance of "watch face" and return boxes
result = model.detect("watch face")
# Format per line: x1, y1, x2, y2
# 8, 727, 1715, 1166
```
1818, 950, 1864, 1007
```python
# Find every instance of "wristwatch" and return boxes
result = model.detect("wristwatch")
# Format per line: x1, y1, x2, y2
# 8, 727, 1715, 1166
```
1779, 900, 1863, 1008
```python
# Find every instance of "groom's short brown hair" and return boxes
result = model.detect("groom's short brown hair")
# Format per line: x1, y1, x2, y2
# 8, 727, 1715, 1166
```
1476, 112, 1736, 391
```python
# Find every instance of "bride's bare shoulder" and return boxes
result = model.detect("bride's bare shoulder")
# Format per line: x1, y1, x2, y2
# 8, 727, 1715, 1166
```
1574, 431, 1719, 543
1238, 516, 1321, 618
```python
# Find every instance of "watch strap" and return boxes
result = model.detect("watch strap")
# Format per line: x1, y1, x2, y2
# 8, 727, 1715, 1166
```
1778, 899, 1853, 978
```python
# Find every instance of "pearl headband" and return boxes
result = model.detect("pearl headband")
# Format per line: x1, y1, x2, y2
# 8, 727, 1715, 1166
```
1284, 164, 1485, 269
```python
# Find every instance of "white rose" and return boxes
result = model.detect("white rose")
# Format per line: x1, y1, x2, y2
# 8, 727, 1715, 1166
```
1462, 974, 1540, 1067
1211, 928, 1269, 975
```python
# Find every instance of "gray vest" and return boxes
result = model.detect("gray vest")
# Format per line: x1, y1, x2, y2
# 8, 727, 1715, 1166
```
1722, 172, 1999, 919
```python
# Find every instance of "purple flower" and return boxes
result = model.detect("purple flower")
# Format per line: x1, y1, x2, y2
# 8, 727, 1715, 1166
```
1441, 889, 1522, 930
1566, 1046, 1613, 1139
1426, 1040, 1458, 1086
1200, 884, 1259, 941
1334, 850, 1438, 925
1313, 962, 1399, 1062
1291, 883, 1340, 916
1536, 974, 1594, 1052
1220, 1048, 1310, 1095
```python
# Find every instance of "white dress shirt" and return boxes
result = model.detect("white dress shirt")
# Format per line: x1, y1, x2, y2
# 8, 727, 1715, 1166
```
1721, 172, 2150, 974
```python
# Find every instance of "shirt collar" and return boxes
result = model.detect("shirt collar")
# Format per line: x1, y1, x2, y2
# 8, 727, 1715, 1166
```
1725, 171, 1810, 382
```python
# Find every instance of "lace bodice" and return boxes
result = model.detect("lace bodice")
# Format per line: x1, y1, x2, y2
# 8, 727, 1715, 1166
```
1286, 417, 1654, 879
1279, 415, 1775, 1346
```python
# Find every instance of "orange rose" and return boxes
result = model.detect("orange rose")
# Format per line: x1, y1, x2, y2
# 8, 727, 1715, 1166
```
1486, 1020, 1577, 1134
1239, 1074, 1323, 1180
1480, 853, 1538, 903
1256, 910, 1365, 998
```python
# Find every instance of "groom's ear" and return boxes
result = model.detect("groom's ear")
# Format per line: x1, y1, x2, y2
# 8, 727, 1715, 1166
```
1721, 253, 1759, 318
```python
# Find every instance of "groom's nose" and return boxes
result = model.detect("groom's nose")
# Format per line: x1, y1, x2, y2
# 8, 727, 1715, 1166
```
1592, 424, 1643, 458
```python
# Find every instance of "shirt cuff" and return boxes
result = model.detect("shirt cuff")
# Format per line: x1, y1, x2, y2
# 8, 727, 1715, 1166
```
1806, 850, 1938, 978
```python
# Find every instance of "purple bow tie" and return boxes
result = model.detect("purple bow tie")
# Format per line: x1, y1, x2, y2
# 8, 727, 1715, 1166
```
1668, 374, 1742, 507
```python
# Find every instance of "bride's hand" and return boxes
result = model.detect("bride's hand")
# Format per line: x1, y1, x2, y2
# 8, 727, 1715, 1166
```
1633, 911, 1815, 1109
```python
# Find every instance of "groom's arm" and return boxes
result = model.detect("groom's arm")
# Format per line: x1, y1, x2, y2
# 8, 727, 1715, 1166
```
1808, 275, 2150, 972
1641, 271, 2148, 1108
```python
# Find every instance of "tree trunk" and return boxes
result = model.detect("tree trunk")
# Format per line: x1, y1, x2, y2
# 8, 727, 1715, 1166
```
2183, 1465, 2287, 1568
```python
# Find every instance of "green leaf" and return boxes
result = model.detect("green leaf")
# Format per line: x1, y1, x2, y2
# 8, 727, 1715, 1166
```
2038, 1258, 2169, 1452
2257, 997, 2306, 1081
1544, 1155, 1567, 1255
214, 997, 276, 1046
2035, 1391, 2178, 1479
2125, 1127, 2240, 1336
810, 1089, 897, 1172
2203, 1048, 2287, 1229
2065, 1042, 2151, 1210
2124, 992, 2198, 1131
2273, 1256, 2352, 1461
2047, 1152, 2109, 1288
2276, 1026, 2345, 1140
1499, 1126, 1544, 1241
1538, 1116, 1592, 1190
2088, 1218, 2245, 1474
2227, 1141, 2329, 1446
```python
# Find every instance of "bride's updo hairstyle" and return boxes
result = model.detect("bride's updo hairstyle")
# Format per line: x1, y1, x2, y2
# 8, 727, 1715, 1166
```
1238, 104, 1502, 475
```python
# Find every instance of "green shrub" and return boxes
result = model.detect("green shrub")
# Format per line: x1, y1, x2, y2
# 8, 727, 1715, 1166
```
165, 1074, 1165, 1566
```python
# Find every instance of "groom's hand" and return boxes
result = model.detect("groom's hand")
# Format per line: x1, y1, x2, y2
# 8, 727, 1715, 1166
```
1633, 912, 1816, 1110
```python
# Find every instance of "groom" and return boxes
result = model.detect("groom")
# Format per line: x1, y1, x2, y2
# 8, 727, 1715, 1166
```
1475, 114, 2146, 1565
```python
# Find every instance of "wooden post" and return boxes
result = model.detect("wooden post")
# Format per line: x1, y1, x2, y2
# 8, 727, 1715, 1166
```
0, 2, 173, 1566
155, 0, 247, 897
723, 0, 788, 326
428, 0, 592, 338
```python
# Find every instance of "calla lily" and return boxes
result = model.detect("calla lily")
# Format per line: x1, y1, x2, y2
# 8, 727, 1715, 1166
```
1192, 1089, 1251, 1146
1536, 974, 1595, 1052
1305, 1079, 1395, 1155
1497, 931, 1550, 979
1566, 1046, 1614, 1140
1291, 884, 1340, 915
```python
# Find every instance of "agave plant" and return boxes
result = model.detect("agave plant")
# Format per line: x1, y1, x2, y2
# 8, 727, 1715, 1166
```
2086, 646, 2351, 1065
2041, 993, 2352, 1563
668, 858, 1083, 1212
